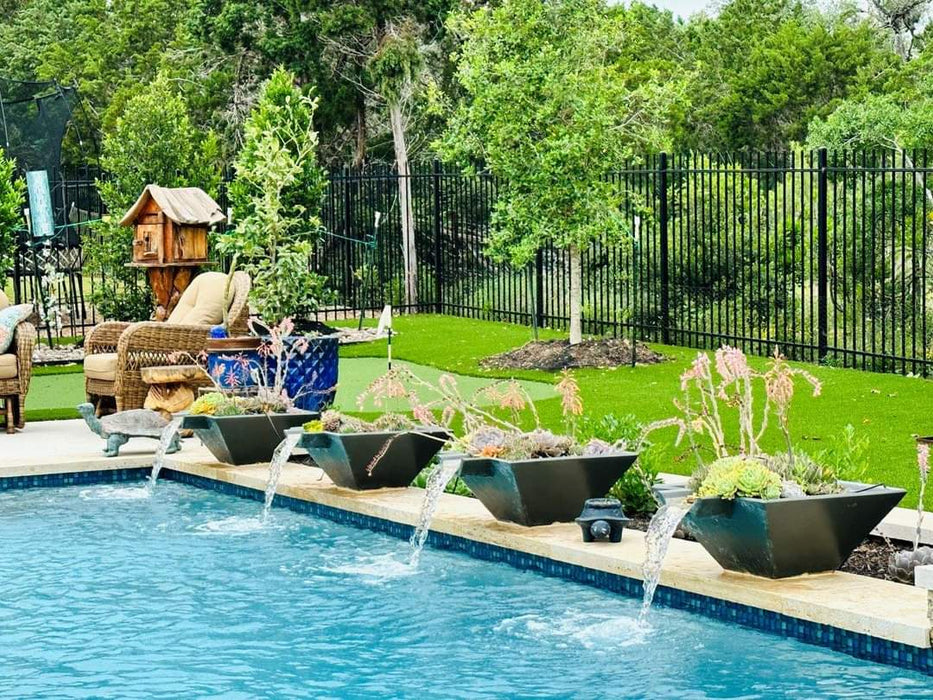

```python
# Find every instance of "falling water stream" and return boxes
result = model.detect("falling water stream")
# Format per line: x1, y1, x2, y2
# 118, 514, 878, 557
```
639, 504, 688, 620
263, 432, 302, 522
147, 417, 184, 492
408, 453, 464, 567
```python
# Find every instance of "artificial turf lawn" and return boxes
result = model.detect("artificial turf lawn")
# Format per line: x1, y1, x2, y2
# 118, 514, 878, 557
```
23, 356, 553, 424
338, 314, 933, 510
27, 313, 933, 508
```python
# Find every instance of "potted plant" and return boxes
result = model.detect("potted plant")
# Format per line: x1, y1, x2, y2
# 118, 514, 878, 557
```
214, 68, 338, 411
297, 410, 450, 490
348, 367, 637, 525
644, 347, 905, 579
175, 319, 317, 465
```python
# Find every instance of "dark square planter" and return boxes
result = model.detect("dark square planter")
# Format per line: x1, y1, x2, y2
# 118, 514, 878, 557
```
459, 453, 638, 527
181, 413, 313, 466
297, 429, 450, 490
683, 484, 906, 578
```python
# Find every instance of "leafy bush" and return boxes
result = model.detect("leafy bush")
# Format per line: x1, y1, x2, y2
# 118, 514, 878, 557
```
413, 463, 473, 497
578, 412, 660, 515
87, 75, 220, 321
219, 68, 331, 323
0, 148, 24, 289
696, 456, 782, 500
811, 424, 870, 483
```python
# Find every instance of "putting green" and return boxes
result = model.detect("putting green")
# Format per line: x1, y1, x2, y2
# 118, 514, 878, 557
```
24, 358, 553, 420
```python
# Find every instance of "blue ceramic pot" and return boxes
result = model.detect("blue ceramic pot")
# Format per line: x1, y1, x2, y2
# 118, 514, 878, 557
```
265, 335, 339, 412
205, 336, 263, 390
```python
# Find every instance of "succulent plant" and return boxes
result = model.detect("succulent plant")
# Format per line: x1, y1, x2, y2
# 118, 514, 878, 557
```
524, 429, 573, 458
767, 451, 841, 495
465, 426, 509, 456
780, 480, 806, 498
581, 438, 614, 456
888, 546, 933, 584
696, 456, 782, 500
189, 392, 243, 417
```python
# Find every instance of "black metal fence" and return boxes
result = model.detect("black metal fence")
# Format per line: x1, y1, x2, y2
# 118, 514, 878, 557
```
9, 151, 933, 375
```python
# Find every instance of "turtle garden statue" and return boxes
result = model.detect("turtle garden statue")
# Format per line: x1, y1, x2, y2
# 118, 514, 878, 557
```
77, 403, 182, 458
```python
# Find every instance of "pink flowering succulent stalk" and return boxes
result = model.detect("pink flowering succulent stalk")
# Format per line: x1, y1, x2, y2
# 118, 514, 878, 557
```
641, 345, 822, 469
915, 442, 930, 550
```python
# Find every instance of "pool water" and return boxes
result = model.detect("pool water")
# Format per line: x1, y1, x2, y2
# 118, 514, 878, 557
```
1, 482, 929, 698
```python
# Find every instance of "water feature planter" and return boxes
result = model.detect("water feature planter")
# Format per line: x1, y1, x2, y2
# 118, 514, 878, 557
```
297, 429, 450, 490
459, 453, 638, 527
181, 413, 313, 465
683, 484, 906, 578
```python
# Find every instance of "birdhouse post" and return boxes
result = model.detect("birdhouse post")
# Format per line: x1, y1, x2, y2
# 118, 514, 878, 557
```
121, 185, 226, 320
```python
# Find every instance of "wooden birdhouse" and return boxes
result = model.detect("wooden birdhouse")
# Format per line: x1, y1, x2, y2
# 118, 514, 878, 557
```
121, 185, 226, 320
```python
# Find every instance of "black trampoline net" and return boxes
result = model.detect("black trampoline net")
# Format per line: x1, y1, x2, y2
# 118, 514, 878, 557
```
0, 77, 78, 175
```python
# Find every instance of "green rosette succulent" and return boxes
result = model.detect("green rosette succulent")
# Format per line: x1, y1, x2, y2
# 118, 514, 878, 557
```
696, 456, 782, 500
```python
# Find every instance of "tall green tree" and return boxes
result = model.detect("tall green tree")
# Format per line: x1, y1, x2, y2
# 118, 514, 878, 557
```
440, 0, 681, 344
218, 68, 330, 323
86, 75, 220, 320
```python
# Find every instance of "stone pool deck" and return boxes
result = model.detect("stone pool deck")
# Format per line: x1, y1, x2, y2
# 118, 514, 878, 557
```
2, 419, 932, 654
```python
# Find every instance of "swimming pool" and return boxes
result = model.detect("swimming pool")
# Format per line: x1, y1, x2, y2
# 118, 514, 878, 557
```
1, 480, 930, 698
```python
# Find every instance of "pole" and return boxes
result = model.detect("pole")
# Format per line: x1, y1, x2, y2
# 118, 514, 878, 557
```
387, 327, 393, 371
817, 148, 829, 362
658, 152, 670, 346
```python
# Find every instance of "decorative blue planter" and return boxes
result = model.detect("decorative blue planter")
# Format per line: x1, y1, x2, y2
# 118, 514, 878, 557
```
205, 333, 263, 391
266, 336, 339, 413
206, 349, 261, 390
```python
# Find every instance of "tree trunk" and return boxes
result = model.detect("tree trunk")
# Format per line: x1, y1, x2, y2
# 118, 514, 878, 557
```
569, 243, 582, 345
390, 101, 418, 309
353, 92, 367, 168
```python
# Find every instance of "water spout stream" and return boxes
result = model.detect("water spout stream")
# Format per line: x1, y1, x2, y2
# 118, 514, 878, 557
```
263, 431, 302, 521
147, 417, 183, 492
639, 504, 687, 620
408, 452, 464, 567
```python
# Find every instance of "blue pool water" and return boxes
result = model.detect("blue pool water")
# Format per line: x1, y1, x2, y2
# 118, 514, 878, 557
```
1, 481, 930, 699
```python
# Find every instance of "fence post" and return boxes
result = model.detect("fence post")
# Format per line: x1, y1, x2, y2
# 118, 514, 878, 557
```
817, 148, 828, 362
433, 160, 443, 314
658, 152, 670, 345
343, 166, 354, 303
535, 248, 545, 329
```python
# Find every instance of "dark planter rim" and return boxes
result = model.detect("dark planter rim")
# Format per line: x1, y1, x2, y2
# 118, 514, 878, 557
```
461, 451, 639, 467
690, 482, 905, 505
297, 427, 451, 441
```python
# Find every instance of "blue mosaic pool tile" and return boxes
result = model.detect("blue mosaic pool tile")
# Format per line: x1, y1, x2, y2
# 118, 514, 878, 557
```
4, 467, 932, 675
0, 467, 150, 491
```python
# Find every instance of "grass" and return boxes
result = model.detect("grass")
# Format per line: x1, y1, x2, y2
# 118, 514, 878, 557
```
27, 313, 933, 509
339, 314, 933, 510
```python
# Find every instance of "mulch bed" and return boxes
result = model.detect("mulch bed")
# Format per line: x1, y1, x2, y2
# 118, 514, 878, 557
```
481, 338, 667, 371
626, 512, 911, 584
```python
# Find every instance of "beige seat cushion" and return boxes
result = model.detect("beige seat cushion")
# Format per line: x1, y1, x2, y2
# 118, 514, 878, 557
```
167, 272, 228, 326
84, 353, 118, 382
0, 290, 9, 310
0, 353, 17, 380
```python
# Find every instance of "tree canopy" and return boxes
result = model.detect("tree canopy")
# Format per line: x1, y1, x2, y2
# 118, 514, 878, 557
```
0, 0, 930, 163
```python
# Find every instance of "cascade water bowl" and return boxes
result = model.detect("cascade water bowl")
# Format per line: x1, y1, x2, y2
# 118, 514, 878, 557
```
297, 429, 451, 490
181, 413, 314, 466
683, 483, 906, 578
459, 453, 638, 527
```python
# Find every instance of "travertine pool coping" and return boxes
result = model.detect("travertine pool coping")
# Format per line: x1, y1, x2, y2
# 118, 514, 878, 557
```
2, 420, 931, 654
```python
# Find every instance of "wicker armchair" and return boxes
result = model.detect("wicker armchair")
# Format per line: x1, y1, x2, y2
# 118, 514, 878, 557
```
0, 301, 37, 434
84, 271, 251, 413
